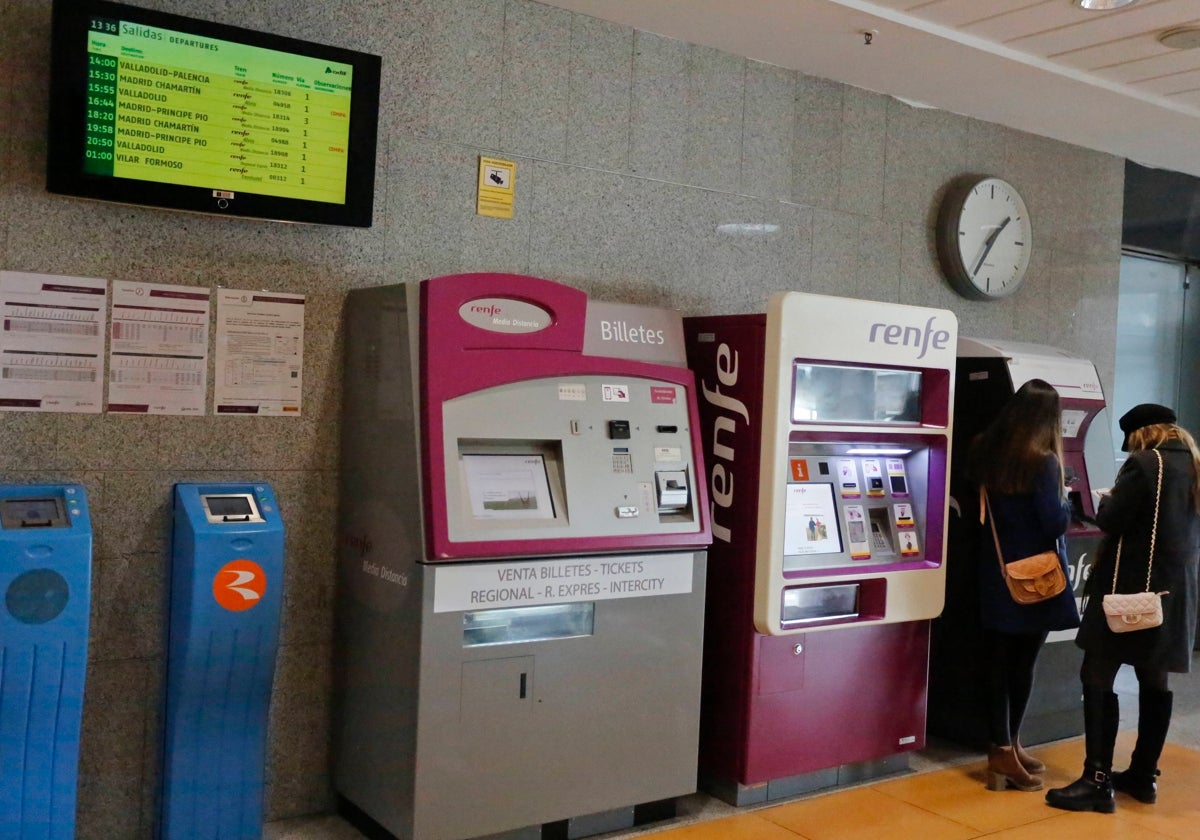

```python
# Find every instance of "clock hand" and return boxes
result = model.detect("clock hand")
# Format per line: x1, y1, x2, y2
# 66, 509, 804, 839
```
972, 216, 1011, 278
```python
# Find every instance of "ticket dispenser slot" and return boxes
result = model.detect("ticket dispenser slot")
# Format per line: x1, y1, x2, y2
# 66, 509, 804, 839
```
656, 470, 690, 511
1, 484, 91, 840
160, 483, 284, 840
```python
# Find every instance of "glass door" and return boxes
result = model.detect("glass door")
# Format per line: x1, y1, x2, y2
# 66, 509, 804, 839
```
1111, 253, 1199, 466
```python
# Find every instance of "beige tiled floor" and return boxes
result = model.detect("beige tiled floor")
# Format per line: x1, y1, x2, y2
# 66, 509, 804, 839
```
266, 658, 1200, 839
640, 738, 1200, 840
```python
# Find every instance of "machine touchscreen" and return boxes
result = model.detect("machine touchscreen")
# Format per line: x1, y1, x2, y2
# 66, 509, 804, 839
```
792, 363, 922, 425
462, 454, 556, 520
782, 483, 842, 556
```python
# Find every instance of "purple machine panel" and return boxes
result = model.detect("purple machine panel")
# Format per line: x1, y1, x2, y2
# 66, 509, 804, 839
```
685, 296, 954, 804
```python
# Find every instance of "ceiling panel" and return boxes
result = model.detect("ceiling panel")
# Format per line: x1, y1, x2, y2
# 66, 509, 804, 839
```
1099, 49, 1200, 83
535, 0, 1200, 177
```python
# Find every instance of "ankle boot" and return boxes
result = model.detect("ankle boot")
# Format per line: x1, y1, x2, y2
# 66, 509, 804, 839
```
987, 745, 1043, 791
1013, 738, 1045, 774
1046, 689, 1118, 813
1113, 688, 1172, 804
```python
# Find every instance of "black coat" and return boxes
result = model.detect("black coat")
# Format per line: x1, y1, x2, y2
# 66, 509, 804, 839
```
1076, 440, 1200, 673
977, 453, 1080, 634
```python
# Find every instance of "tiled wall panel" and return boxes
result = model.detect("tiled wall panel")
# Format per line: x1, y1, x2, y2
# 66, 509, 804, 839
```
0, 0, 1124, 836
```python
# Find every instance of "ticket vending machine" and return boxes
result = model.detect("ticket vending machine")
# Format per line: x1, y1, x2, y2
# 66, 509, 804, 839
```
929, 339, 1115, 747
683, 292, 957, 805
159, 483, 285, 840
1, 485, 91, 840
335, 273, 710, 840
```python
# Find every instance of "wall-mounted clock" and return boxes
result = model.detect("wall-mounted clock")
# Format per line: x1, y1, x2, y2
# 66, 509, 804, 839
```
936, 176, 1033, 301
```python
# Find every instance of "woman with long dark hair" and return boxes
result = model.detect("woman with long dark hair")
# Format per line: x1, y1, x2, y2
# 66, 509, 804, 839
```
968, 378, 1080, 792
1046, 404, 1200, 813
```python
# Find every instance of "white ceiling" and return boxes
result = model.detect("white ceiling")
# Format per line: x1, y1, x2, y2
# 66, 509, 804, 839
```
537, 0, 1200, 178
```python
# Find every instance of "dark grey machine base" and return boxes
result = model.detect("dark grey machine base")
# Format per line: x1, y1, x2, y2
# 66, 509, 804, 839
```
701, 753, 912, 807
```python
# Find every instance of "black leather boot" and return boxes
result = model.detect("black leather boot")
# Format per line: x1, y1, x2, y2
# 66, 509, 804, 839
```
1046, 689, 1118, 813
1113, 688, 1172, 804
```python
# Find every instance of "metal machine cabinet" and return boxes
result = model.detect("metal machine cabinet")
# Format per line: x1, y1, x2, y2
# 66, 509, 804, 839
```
334, 273, 711, 840
684, 292, 958, 805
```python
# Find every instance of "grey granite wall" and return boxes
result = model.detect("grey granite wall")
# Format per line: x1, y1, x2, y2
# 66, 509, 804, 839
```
0, 0, 1123, 837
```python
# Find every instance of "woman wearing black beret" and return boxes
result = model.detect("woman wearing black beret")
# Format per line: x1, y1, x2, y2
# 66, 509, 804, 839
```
1047, 404, 1200, 813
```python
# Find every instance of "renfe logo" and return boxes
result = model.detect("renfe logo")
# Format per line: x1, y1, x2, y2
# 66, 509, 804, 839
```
458, 298, 551, 334
700, 342, 749, 543
213, 559, 266, 612
868, 316, 950, 360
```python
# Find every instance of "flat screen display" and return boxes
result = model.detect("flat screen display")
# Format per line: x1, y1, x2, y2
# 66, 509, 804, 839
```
0, 497, 68, 529
462, 454, 558, 520
792, 363, 922, 425
47, 0, 381, 226
203, 495, 254, 517
782, 482, 843, 557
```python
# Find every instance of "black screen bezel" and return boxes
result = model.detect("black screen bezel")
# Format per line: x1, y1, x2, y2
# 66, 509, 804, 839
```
46, 0, 381, 227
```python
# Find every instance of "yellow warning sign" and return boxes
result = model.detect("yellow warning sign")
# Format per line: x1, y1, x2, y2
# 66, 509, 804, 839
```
477, 156, 516, 219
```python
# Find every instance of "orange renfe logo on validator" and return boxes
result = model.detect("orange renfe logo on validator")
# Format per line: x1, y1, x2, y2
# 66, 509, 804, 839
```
213, 559, 267, 612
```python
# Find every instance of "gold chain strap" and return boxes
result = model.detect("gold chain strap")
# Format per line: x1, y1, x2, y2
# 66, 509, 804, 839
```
1111, 448, 1163, 595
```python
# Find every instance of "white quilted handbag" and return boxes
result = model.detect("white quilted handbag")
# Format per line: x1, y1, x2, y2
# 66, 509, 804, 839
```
1101, 450, 1169, 634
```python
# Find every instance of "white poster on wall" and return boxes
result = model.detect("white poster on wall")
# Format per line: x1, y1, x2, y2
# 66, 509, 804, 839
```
107, 280, 210, 415
0, 270, 106, 413
213, 288, 304, 416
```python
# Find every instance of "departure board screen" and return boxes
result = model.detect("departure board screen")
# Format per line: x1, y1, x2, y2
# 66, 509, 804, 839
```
47, 0, 381, 227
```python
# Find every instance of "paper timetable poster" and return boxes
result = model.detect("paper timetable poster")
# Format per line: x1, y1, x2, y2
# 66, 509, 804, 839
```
886, 458, 910, 497
214, 289, 304, 415
107, 281, 210, 415
0, 270, 106, 413
898, 529, 921, 557
837, 458, 861, 498
844, 505, 871, 560
863, 458, 885, 497
893, 502, 915, 529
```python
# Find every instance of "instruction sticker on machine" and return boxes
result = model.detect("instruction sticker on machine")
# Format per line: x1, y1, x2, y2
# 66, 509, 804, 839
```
433, 553, 693, 612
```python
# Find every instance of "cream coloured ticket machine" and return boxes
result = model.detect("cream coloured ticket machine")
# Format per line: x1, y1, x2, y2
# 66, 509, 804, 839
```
684, 292, 957, 804
334, 273, 710, 840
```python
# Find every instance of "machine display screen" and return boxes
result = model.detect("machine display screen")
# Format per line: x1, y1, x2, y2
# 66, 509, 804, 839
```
462, 454, 557, 520
792, 363, 922, 425
0, 497, 68, 529
204, 496, 254, 517
782, 483, 843, 556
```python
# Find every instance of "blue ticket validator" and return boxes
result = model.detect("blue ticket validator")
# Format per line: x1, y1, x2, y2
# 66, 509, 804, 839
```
159, 483, 285, 840
1, 484, 92, 840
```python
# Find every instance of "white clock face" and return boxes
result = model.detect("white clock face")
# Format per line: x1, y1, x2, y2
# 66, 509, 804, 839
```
954, 178, 1032, 298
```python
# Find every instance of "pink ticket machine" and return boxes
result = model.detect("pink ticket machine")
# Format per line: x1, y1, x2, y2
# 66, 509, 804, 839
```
930, 339, 1114, 747
684, 291, 957, 804
335, 273, 710, 840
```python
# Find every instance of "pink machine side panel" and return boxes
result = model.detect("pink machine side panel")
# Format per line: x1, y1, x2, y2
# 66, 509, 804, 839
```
744, 623, 929, 782
683, 313, 768, 786
420, 273, 711, 561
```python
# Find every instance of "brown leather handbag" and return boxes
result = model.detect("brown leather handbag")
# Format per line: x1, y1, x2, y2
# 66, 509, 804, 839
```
982, 487, 1068, 605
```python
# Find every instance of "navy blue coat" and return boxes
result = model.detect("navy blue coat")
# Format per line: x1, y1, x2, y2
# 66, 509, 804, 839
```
1076, 440, 1200, 673
977, 453, 1081, 634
